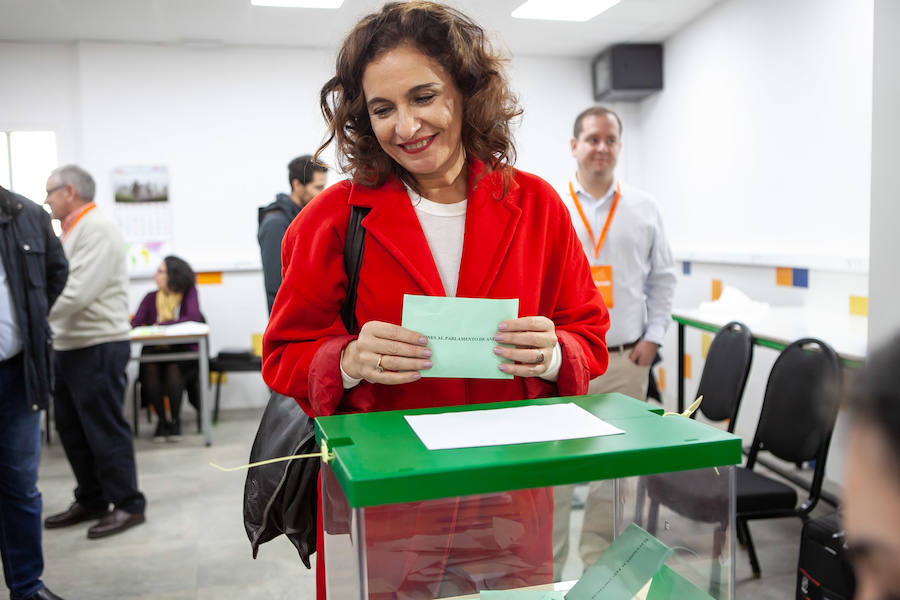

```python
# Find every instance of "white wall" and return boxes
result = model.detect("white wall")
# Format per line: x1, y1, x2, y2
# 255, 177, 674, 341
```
0, 42, 82, 166
510, 56, 637, 186
76, 41, 337, 270
868, 0, 900, 348
632, 0, 873, 269
630, 0, 877, 489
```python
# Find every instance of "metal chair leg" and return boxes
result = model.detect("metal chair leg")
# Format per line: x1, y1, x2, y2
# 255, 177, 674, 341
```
213, 376, 222, 425
740, 519, 761, 577
709, 526, 727, 596
647, 498, 660, 536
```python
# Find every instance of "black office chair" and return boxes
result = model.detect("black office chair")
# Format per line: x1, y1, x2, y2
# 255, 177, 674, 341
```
208, 348, 262, 424
642, 336, 841, 578
735, 337, 841, 576
692, 321, 754, 430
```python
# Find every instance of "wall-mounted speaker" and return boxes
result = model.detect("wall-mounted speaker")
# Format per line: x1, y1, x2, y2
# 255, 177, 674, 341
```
592, 43, 663, 102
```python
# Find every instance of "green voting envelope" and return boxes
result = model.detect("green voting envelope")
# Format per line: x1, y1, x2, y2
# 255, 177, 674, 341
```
401, 294, 518, 379
646, 565, 715, 600
565, 523, 673, 600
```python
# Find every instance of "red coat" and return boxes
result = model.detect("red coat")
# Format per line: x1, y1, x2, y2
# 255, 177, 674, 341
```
263, 160, 609, 597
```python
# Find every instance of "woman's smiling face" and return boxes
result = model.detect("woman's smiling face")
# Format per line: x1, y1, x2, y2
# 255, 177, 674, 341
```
362, 44, 465, 186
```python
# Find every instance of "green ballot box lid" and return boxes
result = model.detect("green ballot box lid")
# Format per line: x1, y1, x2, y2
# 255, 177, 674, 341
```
315, 393, 741, 508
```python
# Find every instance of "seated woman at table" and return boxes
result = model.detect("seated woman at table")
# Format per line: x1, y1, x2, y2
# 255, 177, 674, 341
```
131, 255, 203, 442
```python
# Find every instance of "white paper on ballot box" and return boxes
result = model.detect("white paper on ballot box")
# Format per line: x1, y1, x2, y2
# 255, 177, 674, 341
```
405, 403, 624, 450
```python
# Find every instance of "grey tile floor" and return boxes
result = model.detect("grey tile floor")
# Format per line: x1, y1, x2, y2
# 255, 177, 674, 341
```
7, 408, 828, 599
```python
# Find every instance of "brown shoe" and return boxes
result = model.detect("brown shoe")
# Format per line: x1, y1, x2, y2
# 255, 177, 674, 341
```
44, 502, 109, 529
86, 509, 145, 539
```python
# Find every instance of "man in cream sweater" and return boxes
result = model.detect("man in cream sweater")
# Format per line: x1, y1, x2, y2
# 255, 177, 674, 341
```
44, 165, 146, 539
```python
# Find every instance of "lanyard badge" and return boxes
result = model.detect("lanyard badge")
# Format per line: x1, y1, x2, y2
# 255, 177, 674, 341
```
570, 181, 620, 308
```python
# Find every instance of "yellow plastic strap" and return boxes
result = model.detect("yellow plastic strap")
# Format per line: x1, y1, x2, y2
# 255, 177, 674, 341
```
209, 440, 334, 472
662, 395, 703, 418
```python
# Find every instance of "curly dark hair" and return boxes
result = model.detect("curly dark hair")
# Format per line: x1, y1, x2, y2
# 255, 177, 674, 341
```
163, 255, 196, 294
316, 1, 522, 196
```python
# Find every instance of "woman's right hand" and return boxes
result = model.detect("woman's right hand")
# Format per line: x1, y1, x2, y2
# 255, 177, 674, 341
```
341, 321, 432, 384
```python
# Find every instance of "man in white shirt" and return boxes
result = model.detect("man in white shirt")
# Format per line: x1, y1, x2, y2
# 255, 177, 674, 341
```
553, 106, 677, 574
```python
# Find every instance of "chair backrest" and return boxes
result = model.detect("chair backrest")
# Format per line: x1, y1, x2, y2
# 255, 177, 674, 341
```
746, 337, 841, 506
696, 321, 754, 432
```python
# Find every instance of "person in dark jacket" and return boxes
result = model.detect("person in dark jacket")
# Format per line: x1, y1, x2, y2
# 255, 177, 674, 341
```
0, 185, 68, 600
257, 155, 327, 314
131, 255, 204, 441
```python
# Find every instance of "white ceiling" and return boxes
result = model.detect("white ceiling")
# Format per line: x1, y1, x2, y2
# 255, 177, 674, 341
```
0, 0, 722, 58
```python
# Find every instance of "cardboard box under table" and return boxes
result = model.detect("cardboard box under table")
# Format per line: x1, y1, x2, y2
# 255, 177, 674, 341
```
316, 393, 741, 599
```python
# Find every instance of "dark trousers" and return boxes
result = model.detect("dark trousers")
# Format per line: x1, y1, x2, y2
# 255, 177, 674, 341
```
53, 341, 146, 514
0, 353, 45, 599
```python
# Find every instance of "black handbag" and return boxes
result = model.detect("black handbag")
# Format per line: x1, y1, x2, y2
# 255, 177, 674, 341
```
243, 204, 370, 567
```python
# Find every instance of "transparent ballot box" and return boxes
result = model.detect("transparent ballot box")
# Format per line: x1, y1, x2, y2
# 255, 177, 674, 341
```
317, 393, 740, 600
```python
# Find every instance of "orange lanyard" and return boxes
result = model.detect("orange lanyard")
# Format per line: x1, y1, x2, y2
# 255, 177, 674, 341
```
61, 203, 96, 242
569, 181, 620, 259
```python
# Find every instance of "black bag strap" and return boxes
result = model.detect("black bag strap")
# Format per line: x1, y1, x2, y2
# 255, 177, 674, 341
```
341, 204, 370, 335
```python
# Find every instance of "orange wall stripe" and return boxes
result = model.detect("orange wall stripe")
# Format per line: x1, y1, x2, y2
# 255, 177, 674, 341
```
775, 267, 793, 286
684, 354, 692, 380
711, 279, 722, 301
196, 271, 223, 285
657, 367, 666, 391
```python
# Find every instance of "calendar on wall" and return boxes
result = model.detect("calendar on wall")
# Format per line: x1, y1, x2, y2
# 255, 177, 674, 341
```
112, 165, 174, 276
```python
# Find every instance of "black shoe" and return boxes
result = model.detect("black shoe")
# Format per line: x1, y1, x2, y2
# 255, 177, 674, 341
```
86, 509, 145, 539
153, 419, 168, 443
25, 586, 65, 600
44, 502, 109, 529
167, 418, 181, 442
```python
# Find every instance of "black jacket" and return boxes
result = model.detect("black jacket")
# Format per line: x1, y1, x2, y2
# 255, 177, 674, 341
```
0, 186, 68, 411
257, 193, 302, 314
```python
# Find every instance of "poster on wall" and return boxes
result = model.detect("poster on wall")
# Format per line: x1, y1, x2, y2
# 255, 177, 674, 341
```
112, 166, 174, 276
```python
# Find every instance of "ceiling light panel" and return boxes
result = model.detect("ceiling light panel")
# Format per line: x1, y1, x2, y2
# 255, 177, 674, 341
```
511, 0, 621, 22
250, 0, 343, 8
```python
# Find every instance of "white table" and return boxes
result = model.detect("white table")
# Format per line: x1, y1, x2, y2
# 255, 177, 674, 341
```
129, 322, 212, 446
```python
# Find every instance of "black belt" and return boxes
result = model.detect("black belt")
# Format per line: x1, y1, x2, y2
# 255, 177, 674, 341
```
0, 351, 23, 369
608, 341, 638, 354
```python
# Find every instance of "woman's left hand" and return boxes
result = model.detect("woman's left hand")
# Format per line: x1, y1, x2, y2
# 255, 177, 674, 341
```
493, 316, 557, 378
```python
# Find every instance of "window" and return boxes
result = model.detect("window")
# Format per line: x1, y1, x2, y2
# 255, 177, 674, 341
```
5, 130, 58, 205
0, 133, 9, 189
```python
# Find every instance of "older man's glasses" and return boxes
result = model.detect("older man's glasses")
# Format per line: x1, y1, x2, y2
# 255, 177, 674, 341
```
45, 184, 66, 197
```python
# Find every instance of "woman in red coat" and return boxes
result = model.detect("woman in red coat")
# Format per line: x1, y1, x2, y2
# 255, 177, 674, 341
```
262, 2, 609, 598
